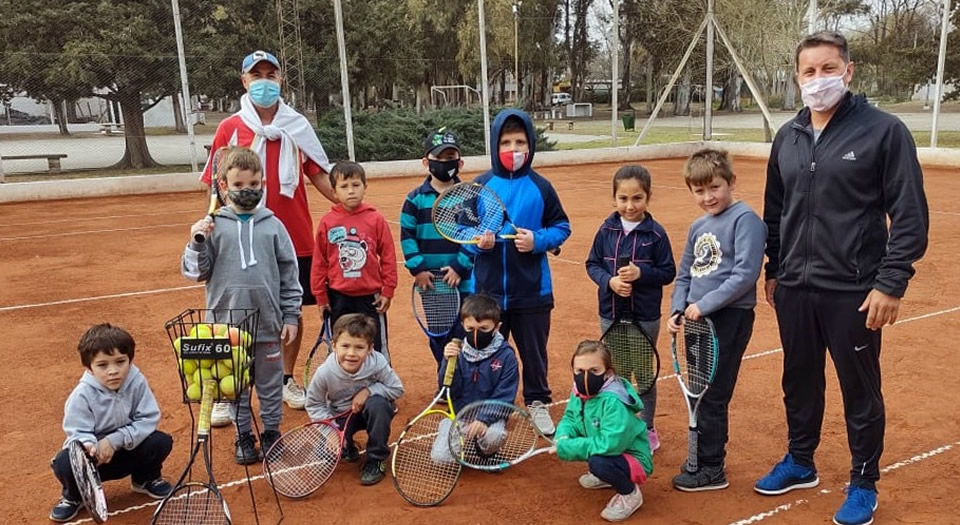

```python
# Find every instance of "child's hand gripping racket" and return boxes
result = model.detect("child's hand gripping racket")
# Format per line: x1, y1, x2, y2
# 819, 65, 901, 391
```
671, 315, 719, 474
412, 269, 461, 338
67, 440, 108, 523
602, 255, 660, 395
302, 311, 333, 388
193, 147, 226, 243
431, 182, 561, 255
263, 410, 353, 499
151, 380, 231, 525
391, 349, 461, 506
447, 400, 555, 472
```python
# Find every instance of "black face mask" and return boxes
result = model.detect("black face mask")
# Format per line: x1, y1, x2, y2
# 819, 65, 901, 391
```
228, 188, 262, 211
428, 158, 459, 182
574, 371, 606, 397
466, 328, 496, 350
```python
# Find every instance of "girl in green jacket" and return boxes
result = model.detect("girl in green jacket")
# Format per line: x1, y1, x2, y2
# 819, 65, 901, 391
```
554, 340, 653, 522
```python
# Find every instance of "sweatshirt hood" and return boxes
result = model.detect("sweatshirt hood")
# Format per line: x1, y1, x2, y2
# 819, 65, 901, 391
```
216, 206, 276, 270
490, 109, 536, 178
328, 202, 378, 218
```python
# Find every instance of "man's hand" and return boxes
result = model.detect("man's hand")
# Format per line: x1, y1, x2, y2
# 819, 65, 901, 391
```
351, 388, 371, 413
414, 271, 434, 291
281, 323, 299, 345
858, 289, 901, 330
608, 276, 632, 298
441, 266, 462, 288
765, 279, 777, 308
666, 313, 683, 334
684, 303, 703, 321
477, 231, 496, 250
373, 295, 392, 314
95, 438, 115, 465
514, 228, 535, 253
617, 262, 641, 283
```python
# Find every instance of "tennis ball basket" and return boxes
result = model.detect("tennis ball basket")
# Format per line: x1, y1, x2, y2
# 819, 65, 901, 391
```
165, 308, 259, 404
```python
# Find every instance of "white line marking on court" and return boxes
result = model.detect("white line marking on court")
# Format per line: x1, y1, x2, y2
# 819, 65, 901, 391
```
4, 209, 201, 227
0, 223, 189, 241
0, 285, 204, 312
728, 440, 960, 525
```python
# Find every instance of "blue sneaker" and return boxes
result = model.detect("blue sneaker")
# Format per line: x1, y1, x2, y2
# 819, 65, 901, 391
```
833, 486, 878, 525
754, 453, 820, 495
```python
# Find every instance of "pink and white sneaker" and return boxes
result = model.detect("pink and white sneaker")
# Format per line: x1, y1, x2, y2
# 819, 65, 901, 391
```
648, 428, 661, 453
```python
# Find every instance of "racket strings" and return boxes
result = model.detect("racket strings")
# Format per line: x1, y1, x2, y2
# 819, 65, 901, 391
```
413, 271, 461, 334
393, 413, 460, 505
264, 423, 341, 497
434, 185, 506, 242
153, 484, 229, 525
676, 319, 717, 395
69, 443, 107, 520
450, 404, 539, 468
603, 323, 658, 393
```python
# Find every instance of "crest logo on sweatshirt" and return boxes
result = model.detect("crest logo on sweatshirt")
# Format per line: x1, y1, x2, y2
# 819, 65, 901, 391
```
691, 232, 723, 278
336, 228, 368, 278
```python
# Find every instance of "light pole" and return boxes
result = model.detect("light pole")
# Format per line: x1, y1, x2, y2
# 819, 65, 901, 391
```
513, 1, 522, 103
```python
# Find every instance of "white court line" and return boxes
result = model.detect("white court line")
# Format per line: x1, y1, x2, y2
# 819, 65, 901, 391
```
62, 304, 960, 525
0, 223, 189, 241
728, 440, 960, 525
0, 285, 204, 312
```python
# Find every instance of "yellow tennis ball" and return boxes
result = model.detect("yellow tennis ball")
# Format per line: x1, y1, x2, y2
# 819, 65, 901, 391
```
219, 358, 233, 371
212, 323, 230, 338
173, 337, 183, 356
199, 358, 215, 369
186, 382, 202, 401
193, 367, 214, 385
189, 324, 213, 338
180, 359, 198, 376
231, 346, 248, 367
212, 361, 232, 379
220, 375, 236, 399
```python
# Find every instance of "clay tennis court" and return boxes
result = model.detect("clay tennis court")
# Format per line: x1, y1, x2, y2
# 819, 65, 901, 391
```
2, 156, 957, 524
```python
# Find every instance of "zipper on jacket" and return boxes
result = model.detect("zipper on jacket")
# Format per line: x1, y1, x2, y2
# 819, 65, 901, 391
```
803, 159, 816, 286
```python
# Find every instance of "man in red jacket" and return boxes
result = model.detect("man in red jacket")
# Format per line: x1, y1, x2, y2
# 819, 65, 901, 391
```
200, 50, 337, 417
311, 161, 398, 360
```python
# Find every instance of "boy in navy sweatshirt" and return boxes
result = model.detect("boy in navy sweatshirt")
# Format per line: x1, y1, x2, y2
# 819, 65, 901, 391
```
50, 324, 173, 522
667, 148, 766, 492
473, 109, 570, 435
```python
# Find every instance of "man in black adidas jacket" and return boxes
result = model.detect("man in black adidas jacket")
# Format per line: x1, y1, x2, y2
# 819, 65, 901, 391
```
756, 32, 928, 525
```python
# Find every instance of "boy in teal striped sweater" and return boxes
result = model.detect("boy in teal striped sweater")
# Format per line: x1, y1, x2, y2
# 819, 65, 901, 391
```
400, 128, 474, 370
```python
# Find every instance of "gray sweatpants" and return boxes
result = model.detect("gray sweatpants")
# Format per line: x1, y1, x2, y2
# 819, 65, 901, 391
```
236, 339, 284, 434
600, 317, 659, 430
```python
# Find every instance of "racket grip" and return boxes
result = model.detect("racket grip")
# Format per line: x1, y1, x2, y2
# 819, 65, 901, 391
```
197, 379, 217, 435
442, 353, 458, 387
193, 216, 213, 243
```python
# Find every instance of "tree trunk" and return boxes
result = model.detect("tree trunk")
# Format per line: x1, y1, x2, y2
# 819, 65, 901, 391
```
720, 69, 742, 112
112, 89, 159, 169
645, 56, 653, 113
620, 39, 633, 110
66, 99, 78, 123
674, 69, 691, 116
53, 98, 70, 135
172, 93, 186, 133
783, 77, 797, 111
499, 69, 506, 105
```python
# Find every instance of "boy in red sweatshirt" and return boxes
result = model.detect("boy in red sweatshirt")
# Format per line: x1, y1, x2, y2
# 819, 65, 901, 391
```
311, 161, 398, 360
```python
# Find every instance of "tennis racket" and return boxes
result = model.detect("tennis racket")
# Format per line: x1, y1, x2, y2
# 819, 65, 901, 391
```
447, 400, 555, 472
68, 440, 108, 523
432, 182, 561, 255
151, 380, 231, 525
194, 147, 226, 243
412, 269, 461, 338
263, 410, 353, 499
391, 351, 460, 506
601, 255, 660, 395
302, 310, 332, 387
671, 315, 719, 474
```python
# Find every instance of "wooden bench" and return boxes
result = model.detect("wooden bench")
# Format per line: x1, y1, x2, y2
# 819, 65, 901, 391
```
542, 121, 575, 131
1, 154, 68, 173
99, 123, 124, 135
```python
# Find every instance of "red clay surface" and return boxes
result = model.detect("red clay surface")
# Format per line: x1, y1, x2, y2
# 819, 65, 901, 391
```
1, 157, 958, 524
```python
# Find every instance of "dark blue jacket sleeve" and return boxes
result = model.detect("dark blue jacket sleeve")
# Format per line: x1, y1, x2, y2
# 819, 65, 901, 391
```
532, 179, 571, 254
636, 230, 676, 286
586, 227, 612, 291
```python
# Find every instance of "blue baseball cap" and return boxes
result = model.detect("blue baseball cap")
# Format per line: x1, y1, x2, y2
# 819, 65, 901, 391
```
241, 50, 281, 74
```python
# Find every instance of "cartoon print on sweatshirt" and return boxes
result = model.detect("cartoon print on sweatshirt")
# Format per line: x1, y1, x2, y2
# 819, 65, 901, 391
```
692, 232, 722, 278
329, 226, 369, 279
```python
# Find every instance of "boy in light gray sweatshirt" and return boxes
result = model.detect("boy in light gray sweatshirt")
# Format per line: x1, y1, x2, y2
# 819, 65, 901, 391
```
50, 324, 173, 523
182, 146, 302, 465
306, 314, 404, 485
667, 148, 767, 492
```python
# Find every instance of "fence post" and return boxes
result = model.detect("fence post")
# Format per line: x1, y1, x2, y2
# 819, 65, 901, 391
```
479, 0, 492, 157
333, 0, 356, 161
171, 0, 199, 172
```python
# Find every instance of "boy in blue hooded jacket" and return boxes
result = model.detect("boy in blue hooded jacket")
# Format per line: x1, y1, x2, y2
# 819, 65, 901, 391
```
473, 109, 571, 435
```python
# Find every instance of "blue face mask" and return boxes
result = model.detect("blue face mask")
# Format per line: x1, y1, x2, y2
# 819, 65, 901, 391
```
248, 79, 281, 108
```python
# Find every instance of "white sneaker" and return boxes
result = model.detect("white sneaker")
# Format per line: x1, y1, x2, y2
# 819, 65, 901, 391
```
282, 379, 306, 410
600, 485, 643, 522
529, 401, 556, 436
210, 402, 234, 428
579, 472, 612, 489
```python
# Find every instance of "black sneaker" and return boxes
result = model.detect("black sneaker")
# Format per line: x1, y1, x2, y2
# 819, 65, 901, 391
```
234, 432, 261, 465
49, 498, 80, 522
260, 430, 281, 456
360, 459, 386, 485
131, 478, 173, 499
672, 464, 729, 492
341, 442, 360, 463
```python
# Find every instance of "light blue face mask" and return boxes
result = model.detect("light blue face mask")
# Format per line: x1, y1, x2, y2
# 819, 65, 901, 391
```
248, 79, 281, 107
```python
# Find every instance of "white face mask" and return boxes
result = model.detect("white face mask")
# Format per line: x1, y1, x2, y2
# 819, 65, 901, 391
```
800, 74, 848, 112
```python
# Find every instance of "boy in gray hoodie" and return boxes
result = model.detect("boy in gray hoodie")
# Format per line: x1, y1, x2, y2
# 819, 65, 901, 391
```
667, 148, 767, 492
183, 146, 302, 465
50, 324, 173, 522
305, 314, 404, 485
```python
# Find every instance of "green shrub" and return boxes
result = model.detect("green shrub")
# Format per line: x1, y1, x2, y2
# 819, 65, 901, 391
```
315, 107, 555, 163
